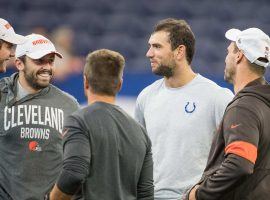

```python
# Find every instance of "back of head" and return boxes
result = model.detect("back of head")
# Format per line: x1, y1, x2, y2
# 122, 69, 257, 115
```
154, 18, 195, 64
84, 49, 125, 96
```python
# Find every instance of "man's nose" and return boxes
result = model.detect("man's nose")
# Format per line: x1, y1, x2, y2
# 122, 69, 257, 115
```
10, 48, 15, 58
146, 48, 154, 58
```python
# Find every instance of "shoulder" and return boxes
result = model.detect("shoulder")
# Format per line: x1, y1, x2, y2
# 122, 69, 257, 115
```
196, 75, 234, 97
0, 77, 10, 91
224, 96, 264, 126
195, 75, 225, 89
0, 76, 11, 84
72, 103, 109, 121
137, 78, 164, 100
229, 95, 260, 111
65, 106, 89, 128
0, 73, 17, 91
48, 85, 80, 107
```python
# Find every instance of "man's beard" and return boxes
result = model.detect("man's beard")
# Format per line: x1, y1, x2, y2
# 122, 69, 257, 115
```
224, 67, 235, 84
24, 69, 53, 90
153, 64, 174, 78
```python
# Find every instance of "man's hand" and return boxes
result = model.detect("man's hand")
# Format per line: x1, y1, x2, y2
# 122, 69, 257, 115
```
189, 185, 200, 200
49, 184, 72, 200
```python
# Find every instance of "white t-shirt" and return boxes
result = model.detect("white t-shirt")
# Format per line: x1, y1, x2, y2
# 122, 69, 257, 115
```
135, 74, 234, 199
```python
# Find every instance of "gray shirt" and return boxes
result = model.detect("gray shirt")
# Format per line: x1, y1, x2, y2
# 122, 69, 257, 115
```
56, 102, 154, 200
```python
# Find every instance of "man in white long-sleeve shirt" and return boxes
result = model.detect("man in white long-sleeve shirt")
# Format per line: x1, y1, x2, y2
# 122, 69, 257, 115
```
134, 18, 234, 200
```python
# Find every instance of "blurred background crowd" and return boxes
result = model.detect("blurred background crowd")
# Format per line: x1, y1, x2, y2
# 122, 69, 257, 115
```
1, 0, 270, 113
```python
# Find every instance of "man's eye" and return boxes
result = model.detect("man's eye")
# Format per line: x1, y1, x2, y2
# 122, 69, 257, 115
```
33, 57, 55, 65
37, 59, 44, 64
48, 59, 55, 63
153, 45, 161, 49
7, 44, 14, 50
33, 59, 44, 65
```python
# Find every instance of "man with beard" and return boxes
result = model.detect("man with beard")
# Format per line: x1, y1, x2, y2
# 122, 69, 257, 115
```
186, 28, 270, 200
0, 33, 80, 200
134, 18, 234, 200
0, 18, 26, 73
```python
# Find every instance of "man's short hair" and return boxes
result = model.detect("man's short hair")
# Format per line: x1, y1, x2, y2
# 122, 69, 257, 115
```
249, 58, 266, 76
84, 49, 125, 96
153, 18, 195, 64
233, 42, 266, 76
0, 39, 3, 49
17, 55, 26, 64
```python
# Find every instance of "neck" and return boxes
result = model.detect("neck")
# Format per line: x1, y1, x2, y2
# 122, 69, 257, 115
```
87, 92, 116, 105
18, 74, 41, 94
164, 63, 196, 88
233, 66, 261, 94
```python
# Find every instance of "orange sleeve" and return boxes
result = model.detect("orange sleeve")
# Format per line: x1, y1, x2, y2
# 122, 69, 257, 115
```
225, 141, 257, 164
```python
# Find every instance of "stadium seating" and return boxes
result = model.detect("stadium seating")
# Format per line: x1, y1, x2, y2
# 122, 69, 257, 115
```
2, 0, 270, 78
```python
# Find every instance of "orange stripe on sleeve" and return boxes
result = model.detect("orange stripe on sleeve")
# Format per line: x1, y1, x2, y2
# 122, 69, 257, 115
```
225, 141, 257, 164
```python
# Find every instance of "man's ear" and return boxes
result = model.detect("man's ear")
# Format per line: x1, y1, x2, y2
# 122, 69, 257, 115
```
15, 58, 24, 71
174, 45, 185, 60
117, 78, 123, 92
83, 75, 89, 90
236, 51, 244, 64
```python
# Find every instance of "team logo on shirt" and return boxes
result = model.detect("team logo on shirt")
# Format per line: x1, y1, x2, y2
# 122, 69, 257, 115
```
230, 123, 241, 129
3, 105, 64, 133
185, 102, 196, 113
28, 141, 42, 152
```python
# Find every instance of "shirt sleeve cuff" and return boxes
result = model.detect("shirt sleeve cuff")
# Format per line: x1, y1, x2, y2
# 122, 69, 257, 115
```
56, 169, 83, 195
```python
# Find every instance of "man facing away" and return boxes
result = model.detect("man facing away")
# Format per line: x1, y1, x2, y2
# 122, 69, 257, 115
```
49, 49, 154, 200
187, 28, 270, 200
0, 18, 26, 73
134, 18, 234, 199
0, 33, 79, 200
